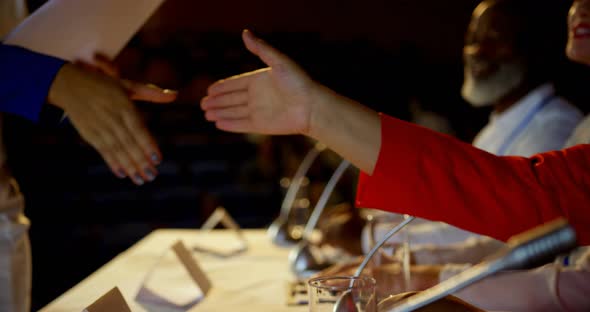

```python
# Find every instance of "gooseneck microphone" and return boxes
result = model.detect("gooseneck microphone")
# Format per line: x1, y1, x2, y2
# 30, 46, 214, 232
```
268, 143, 325, 246
382, 218, 577, 312
289, 159, 351, 276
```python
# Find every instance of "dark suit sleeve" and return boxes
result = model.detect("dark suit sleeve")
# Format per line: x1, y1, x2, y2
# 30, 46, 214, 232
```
0, 43, 66, 122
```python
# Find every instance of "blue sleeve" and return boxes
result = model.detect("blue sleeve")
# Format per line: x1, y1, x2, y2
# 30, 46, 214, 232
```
0, 43, 66, 122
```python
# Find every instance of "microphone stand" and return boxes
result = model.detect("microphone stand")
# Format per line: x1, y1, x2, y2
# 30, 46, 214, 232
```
268, 143, 325, 246
381, 218, 577, 312
289, 159, 351, 276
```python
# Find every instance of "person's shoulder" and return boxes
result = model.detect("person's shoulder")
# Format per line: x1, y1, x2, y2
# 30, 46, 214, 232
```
532, 97, 584, 128
565, 115, 590, 147
513, 98, 582, 155
574, 115, 590, 128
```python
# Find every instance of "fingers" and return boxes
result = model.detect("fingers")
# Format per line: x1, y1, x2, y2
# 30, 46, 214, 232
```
76, 54, 178, 104
101, 142, 142, 183
86, 129, 127, 179
242, 29, 294, 70
73, 53, 120, 78
205, 105, 250, 121
122, 80, 178, 103
73, 61, 100, 75
60, 62, 164, 185
121, 108, 163, 175
201, 91, 248, 110
215, 119, 254, 133
81, 102, 161, 185
206, 69, 268, 96
96, 151, 127, 179
90, 116, 159, 185
93, 53, 120, 77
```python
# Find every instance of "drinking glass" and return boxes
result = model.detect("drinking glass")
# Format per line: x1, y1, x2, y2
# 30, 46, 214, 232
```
366, 213, 412, 300
308, 276, 376, 312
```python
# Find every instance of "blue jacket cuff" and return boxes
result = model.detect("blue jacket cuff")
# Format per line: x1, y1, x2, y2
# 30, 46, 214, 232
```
0, 44, 66, 122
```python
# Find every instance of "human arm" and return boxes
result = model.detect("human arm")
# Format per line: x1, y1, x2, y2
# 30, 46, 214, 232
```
372, 263, 442, 299
47, 58, 176, 184
356, 114, 590, 244
201, 30, 590, 244
439, 261, 590, 312
201, 30, 381, 174
404, 236, 504, 265
375, 261, 590, 312
1, 44, 177, 184
312, 256, 590, 311
364, 222, 479, 254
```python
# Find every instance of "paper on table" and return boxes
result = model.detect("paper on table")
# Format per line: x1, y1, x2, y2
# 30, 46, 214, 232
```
200, 207, 241, 231
4, 0, 164, 62
136, 241, 212, 311
193, 207, 248, 258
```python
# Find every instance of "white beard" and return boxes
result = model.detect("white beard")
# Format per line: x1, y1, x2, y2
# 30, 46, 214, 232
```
461, 61, 526, 107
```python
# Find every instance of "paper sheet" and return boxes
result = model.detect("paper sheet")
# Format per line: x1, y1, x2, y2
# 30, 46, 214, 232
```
4, 0, 164, 62
194, 207, 248, 257
135, 241, 211, 311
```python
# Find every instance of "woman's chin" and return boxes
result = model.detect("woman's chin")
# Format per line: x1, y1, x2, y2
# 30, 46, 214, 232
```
567, 42, 590, 66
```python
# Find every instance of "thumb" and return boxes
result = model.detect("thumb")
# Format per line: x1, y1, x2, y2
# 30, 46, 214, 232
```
242, 29, 296, 70
123, 80, 178, 103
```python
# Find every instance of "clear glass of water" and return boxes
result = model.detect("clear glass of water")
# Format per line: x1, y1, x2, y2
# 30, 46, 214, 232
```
366, 213, 413, 300
308, 276, 376, 312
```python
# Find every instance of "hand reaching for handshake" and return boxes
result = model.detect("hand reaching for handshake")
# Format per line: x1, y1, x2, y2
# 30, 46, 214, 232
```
48, 54, 177, 185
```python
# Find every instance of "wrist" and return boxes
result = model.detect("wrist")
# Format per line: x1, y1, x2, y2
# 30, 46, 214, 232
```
307, 84, 338, 140
47, 62, 74, 110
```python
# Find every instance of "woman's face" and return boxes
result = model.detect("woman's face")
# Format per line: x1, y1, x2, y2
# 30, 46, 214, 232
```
568, 0, 590, 65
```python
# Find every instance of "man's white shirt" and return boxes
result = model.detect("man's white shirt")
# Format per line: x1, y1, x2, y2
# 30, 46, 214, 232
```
474, 83, 582, 156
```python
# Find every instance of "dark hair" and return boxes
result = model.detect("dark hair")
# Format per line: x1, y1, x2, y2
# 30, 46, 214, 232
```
487, 0, 590, 110
488, 0, 569, 81
494, 0, 567, 55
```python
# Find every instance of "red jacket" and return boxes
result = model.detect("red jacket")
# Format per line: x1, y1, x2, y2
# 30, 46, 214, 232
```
356, 114, 590, 245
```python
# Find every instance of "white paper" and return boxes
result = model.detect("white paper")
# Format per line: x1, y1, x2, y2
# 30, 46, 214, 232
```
135, 241, 211, 311
193, 207, 248, 257
4, 0, 164, 62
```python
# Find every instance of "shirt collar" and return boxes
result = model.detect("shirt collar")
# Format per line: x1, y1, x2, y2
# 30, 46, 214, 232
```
490, 83, 555, 127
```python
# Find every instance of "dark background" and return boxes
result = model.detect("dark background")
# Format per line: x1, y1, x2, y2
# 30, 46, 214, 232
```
4, 0, 589, 309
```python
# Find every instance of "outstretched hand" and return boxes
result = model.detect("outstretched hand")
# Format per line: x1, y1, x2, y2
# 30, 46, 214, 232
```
202, 30, 382, 175
201, 30, 319, 136
49, 57, 177, 185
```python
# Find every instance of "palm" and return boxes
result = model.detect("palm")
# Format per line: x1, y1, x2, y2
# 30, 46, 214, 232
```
202, 30, 316, 136
247, 67, 312, 135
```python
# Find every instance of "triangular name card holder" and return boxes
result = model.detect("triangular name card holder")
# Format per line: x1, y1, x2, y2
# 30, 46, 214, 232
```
83, 287, 132, 312
135, 241, 212, 311
193, 206, 248, 257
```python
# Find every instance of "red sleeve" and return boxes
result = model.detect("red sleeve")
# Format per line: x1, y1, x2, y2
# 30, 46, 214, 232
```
356, 113, 590, 244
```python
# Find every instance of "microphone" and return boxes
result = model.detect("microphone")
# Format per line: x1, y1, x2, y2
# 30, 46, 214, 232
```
289, 159, 351, 276
268, 143, 325, 246
381, 217, 577, 312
